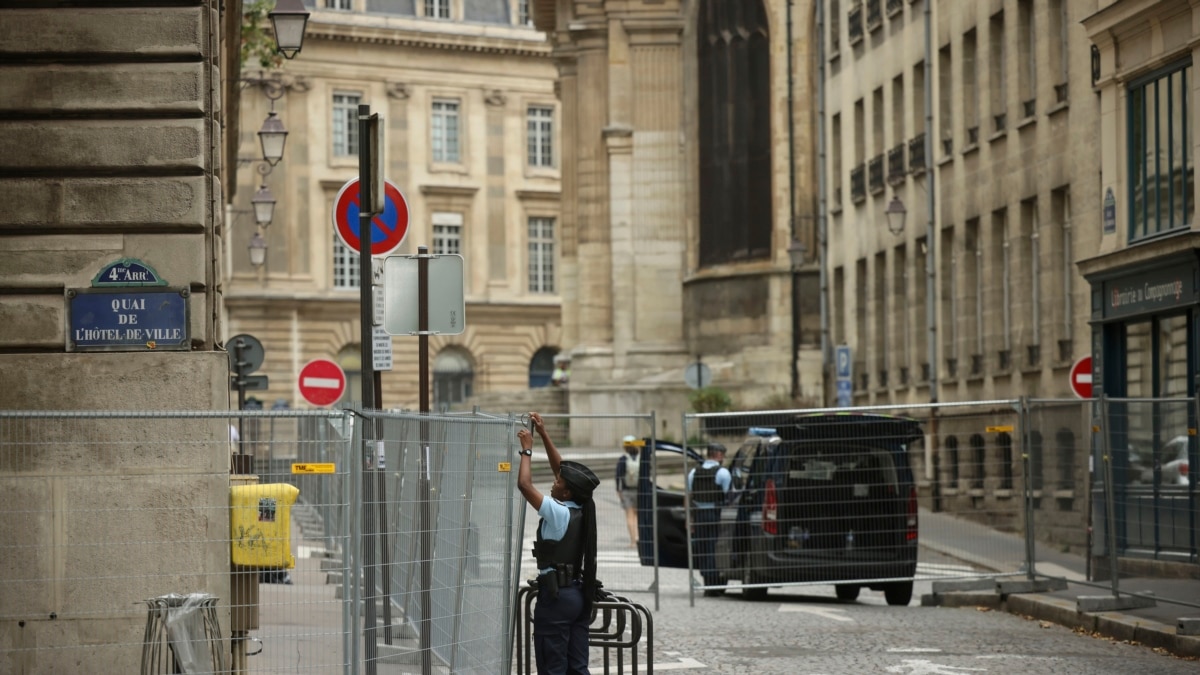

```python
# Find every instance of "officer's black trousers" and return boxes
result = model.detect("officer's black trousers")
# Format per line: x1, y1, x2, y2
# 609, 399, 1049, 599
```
533, 579, 590, 675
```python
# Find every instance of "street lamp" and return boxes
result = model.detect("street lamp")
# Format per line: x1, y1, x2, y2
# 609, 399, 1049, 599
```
250, 183, 276, 226
258, 110, 288, 166
885, 196, 907, 236
248, 231, 268, 268
269, 0, 311, 60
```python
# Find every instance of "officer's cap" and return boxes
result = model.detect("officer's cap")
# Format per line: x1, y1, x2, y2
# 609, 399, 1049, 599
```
559, 460, 600, 501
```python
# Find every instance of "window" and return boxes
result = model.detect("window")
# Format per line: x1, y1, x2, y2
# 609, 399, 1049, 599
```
989, 12, 1006, 132
528, 347, 558, 388
963, 30, 978, 137
432, 98, 461, 163
1128, 60, 1193, 240
1049, 0, 1068, 101
333, 233, 360, 289
333, 92, 362, 157
528, 217, 555, 293
1017, 0, 1035, 114
326, 0, 352, 9
432, 212, 462, 255
697, 0, 772, 266
433, 348, 474, 411
518, 0, 532, 26
425, 0, 450, 19
527, 105, 554, 167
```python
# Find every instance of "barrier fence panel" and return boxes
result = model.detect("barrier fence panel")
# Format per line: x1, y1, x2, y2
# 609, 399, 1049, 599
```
1023, 399, 1093, 580
1091, 398, 1197, 579
679, 402, 1035, 605
0, 409, 354, 675
368, 411, 524, 675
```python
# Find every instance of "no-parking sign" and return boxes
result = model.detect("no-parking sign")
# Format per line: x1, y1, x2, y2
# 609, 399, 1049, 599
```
333, 178, 410, 257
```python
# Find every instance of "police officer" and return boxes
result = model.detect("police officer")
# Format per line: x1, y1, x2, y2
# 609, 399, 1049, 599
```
687, 442, 731, 596
517, 412, 600, 675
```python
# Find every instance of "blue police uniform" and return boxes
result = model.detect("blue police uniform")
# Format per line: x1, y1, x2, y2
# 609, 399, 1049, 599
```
532, 497, 590, 674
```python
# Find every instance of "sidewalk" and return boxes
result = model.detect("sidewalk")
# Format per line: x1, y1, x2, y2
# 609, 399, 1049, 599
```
919, 508, 1200, 658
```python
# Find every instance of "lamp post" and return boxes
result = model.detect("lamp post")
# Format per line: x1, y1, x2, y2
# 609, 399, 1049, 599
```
258, 110, 288, 166
788, 239, 807, 402
268, 0, 311, 60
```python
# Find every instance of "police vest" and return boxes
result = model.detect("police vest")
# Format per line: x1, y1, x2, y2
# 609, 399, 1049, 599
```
691, 464, 723, 505
532, 505, 583, 570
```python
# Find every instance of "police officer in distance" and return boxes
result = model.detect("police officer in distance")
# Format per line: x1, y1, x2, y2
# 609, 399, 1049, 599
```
517, 412, 601, 675
687, 442, 731, 596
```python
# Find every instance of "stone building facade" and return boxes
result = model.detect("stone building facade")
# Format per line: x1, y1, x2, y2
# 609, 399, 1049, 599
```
0, 2, 236, 671
226, 1, 564, 413
531, 0, 824, 440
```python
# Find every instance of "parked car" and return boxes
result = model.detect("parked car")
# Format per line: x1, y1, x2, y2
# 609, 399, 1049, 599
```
637, 413, 922, 605
1130, 434, 1191, 486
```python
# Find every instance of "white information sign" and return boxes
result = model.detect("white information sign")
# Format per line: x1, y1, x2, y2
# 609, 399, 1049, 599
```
372, 325, 393, 371
382, 254, 466, 335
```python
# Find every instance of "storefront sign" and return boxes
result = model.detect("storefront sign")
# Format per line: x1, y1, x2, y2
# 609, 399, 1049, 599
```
1102, 263, 1194, 319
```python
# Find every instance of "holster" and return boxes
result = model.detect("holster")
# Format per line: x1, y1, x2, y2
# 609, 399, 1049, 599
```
542, 571, 559, 599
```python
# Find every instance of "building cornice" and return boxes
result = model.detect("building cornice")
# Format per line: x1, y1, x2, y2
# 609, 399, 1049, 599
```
307, 15, 553, 59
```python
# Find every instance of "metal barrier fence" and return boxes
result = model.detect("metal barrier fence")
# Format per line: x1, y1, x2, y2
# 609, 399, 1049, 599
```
675, 398, 1196, 611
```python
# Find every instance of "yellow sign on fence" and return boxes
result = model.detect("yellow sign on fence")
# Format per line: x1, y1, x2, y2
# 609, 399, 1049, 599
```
986, 425, 1015, 433
291, 463, 336, 474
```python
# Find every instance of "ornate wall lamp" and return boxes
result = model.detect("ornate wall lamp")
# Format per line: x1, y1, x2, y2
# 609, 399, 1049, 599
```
885, 196, 907, 236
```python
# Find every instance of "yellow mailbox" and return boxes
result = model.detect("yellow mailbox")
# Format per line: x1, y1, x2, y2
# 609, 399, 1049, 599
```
230, 483, 299, 569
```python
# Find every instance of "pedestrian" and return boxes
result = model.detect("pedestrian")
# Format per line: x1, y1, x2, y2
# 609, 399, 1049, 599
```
615, 435, 643, 548
687, 442, 731, 597
517, 411, 600, 675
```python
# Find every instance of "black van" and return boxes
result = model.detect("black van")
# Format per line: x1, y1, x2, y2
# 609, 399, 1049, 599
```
637, 413, 922, 605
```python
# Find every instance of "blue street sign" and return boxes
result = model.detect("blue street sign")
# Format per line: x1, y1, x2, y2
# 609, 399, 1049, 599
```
67, 288, 189, 352
836, 345, 852, 380
836, 379, 853, 407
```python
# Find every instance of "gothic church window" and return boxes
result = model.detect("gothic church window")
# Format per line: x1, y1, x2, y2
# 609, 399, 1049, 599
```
697, 0, 772, 267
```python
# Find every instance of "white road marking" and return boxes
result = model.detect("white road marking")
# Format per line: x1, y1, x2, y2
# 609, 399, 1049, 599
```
777, 605, 853, 622
885, 660, 987, 674
888, 648, 944, 653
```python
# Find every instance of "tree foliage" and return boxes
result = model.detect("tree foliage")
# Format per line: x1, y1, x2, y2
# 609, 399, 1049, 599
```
688, 386, 733, 414
241, 0, 285, 71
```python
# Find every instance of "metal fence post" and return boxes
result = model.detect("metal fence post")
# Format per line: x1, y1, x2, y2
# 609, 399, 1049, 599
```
1098, 395, 1120, 599
652, 413, 662, 612
348, 410, 364, 675
683, 412, 696, 608
1020, 397, 1036, 580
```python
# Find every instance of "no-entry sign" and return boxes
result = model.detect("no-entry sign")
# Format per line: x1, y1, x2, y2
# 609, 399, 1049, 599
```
333, 178, 410, 257
1069, 355, 1093, 399
298, 359, 347, 407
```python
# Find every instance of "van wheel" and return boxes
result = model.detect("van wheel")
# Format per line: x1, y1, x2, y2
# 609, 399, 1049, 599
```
884, 581, 913, 606
835, 584, 860, 601
741, 566, 768, 601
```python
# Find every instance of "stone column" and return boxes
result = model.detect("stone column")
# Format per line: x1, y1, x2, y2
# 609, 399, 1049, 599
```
556, 55, 581, 349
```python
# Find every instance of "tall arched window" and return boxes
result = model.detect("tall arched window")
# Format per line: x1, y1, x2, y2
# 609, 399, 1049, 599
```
433, 347, 475, 411
528, 347, 558, 388
697, 0, 772, 267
